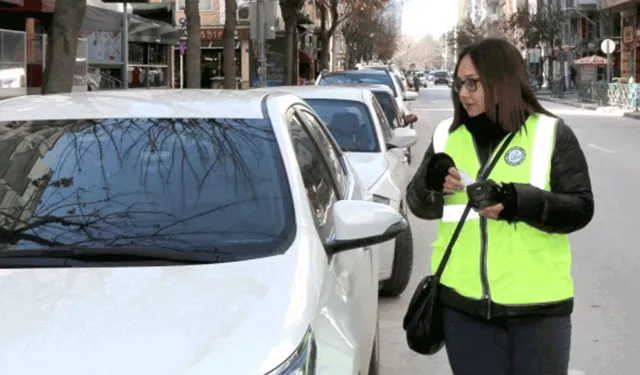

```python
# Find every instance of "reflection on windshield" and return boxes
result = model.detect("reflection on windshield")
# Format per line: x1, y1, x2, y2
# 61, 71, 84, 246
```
0, 118, 294, 257
305, 99, 379, 153
318, 73, 397, 96
373, 93, 397, 127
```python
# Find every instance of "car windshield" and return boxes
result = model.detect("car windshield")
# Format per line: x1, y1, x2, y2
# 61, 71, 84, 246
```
434, 71, 448, 77
318, 72, 398, 97
373, 92, 397, 127
304, 99, 379, 153
0, 118, 294, 258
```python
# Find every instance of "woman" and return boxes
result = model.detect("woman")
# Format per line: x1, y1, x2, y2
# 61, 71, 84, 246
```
406, 38, 594, 375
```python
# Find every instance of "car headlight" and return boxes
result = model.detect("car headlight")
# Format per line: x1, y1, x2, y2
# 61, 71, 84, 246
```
266, 327, 317, 375
373, 194, 391, 205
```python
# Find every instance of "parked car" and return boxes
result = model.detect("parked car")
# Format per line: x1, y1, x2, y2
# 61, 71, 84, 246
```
0, 89, 408, 375
254, 86, 417, 296
316, 69, 417, 128
431, 70, 450, 85
415, 72, 428, 87
341, 83, 418, 164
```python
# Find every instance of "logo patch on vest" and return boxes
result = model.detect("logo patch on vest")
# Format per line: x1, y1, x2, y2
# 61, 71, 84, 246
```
504, 147, 526, 166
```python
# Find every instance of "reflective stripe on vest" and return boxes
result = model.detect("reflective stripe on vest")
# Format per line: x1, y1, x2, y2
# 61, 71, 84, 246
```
433, 115, 557, 222
430, 114, 573, 307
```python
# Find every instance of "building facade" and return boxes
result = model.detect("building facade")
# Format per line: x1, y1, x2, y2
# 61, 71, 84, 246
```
598, 0, 639, 80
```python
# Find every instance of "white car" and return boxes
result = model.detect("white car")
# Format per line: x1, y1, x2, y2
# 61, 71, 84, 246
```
255, 86, 417, 296
316, 69, 417, 123
0, 89, 408, 375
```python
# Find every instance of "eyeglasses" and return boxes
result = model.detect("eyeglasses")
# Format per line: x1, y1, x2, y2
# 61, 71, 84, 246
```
452, 78, 481, 93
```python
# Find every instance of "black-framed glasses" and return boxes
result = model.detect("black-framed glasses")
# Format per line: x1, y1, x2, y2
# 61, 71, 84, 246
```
453, 78, 481, 93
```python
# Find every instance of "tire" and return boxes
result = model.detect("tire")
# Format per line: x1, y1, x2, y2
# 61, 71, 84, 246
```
368, 319, 380, 375
379, 217, 413, 297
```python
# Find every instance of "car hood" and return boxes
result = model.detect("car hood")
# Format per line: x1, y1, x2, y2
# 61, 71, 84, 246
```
0, 247, 316, 375
344, 152, 388, 190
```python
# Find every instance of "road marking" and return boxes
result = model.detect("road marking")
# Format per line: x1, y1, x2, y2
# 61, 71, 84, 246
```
569, 370, 586, 375
588, 143, 615, 154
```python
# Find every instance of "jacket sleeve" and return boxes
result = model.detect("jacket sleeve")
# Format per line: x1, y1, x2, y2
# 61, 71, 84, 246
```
406, 139, 446, 220
509, 120, 594, 234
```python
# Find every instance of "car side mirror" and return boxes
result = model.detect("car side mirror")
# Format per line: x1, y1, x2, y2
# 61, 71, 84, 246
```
326, 200, 407, 254
402, 113, 418, 126
403, 91, 418, 101
387, 127, 418, 149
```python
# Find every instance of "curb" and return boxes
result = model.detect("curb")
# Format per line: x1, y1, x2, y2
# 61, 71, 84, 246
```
538, 95, 640, 121
536, 96, 598, 110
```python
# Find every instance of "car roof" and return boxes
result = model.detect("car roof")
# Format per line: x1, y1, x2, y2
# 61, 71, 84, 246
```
339, 84, 394, 94
0, 89, 269, 122
253, 85, 370, 102
322, 69, 388, 76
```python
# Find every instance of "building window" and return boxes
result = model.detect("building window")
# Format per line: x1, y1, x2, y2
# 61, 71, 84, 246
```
178, 0, 212, 11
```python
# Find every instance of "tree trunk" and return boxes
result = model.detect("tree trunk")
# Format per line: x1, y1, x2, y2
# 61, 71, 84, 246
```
291, 24, 298, 84
185, 0, 201, 88
317, 5, 330, 71
41, 0, 86, 95
223, 0, 238, 89
282, 16, 296, 85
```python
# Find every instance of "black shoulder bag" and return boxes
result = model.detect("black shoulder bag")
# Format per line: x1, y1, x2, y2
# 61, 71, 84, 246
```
402, 132, 516, 356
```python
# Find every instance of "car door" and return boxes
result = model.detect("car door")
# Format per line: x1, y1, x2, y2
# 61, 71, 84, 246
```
371, 97, 408, 200
290, 107, 377, 374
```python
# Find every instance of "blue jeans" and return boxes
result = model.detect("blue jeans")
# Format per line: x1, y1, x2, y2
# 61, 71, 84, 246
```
443, 307, 571, 375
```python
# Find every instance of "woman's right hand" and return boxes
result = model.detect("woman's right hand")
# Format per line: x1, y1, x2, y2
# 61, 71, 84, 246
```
443, 167, 465, 194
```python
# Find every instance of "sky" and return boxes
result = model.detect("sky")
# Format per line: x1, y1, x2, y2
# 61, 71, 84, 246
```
401, 0, 458, 40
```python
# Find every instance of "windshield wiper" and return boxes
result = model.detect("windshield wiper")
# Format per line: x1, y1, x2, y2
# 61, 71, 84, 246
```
0, 247, 222, 268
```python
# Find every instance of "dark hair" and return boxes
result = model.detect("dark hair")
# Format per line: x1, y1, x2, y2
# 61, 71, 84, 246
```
451, 38, 555, 133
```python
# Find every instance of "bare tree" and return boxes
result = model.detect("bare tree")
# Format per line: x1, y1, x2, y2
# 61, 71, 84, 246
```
342, 9, 398, 68
223, 0, 238, 89
446, 17, 495, 51
185, 0, 202, 88
41, 0, 86, 94
315, 0, 389, 70
500, 4, 564, 83
395, 34, 442, 70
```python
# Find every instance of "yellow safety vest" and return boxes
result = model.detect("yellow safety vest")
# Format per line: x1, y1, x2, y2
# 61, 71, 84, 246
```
430, 113, 573, 307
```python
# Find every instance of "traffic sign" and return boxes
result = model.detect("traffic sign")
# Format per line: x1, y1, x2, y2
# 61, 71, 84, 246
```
601, 39, 615, 54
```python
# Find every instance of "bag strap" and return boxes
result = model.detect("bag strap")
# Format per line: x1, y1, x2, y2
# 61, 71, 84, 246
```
434, 132, 517, 278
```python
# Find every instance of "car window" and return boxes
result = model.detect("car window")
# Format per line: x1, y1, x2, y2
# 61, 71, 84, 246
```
373, 92, 400, 128
0, 118, 295, 257
289, 115, 338, 231
317, 72, 398, 97
371, 98, 394, 143
304, 98, 380, 153
297, 109, 347, 194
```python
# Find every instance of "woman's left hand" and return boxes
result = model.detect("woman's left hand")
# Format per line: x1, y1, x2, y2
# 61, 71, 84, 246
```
479, 204, 504, 219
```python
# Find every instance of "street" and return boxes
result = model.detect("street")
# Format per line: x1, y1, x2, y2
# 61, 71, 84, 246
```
379, 85, 640, 375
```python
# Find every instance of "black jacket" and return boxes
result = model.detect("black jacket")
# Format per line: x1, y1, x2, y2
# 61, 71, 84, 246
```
407, 114, 594, 318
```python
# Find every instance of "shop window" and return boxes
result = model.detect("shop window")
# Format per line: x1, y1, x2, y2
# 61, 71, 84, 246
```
148, 44, 167, 65
129, 43, 145, 64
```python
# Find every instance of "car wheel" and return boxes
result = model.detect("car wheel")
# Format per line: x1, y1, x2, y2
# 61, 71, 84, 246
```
379, 216, 413, 297
368, 319, 380, 375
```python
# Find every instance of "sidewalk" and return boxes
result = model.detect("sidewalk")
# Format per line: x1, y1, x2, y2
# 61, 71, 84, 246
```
536, 89, 640, 121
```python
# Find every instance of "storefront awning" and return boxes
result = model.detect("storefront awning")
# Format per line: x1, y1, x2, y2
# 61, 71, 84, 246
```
81, 5, 179, 45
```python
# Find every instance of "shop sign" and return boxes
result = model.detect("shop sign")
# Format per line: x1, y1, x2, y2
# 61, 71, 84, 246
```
200, 28, 250, 42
